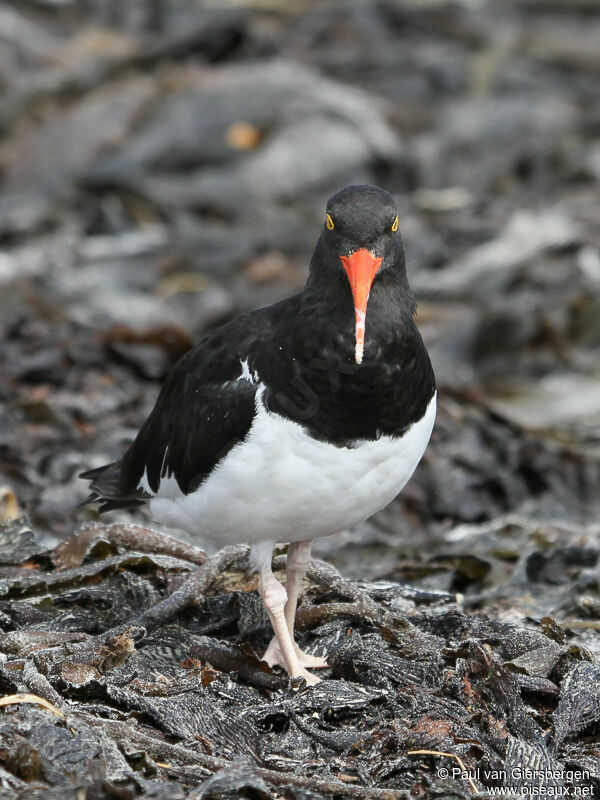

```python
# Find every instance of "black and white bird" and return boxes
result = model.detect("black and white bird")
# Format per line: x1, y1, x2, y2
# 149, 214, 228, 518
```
81, 185, 436, 685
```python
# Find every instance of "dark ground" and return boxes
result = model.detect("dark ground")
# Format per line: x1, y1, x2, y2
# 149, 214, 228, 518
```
0, 0, 599, 798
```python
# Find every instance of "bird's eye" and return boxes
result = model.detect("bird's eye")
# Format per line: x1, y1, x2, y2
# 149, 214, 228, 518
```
391, 215, 399, 232
326, 213, 335, 230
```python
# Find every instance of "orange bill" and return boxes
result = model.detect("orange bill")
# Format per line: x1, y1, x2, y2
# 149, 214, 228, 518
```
339, 249, 383, 364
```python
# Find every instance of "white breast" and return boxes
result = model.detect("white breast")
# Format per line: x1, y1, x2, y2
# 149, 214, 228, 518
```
147, 390, 437, 548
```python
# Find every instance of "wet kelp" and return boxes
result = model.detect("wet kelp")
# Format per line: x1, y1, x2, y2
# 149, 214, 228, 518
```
1, 0, 600, 543
1, 518, 599, 798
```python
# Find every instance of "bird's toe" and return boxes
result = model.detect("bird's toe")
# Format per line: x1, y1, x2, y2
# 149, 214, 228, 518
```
261, 637, 284, 669
296, 651, 329, 669
262, 637, 327, 679
298, 668, 321, 686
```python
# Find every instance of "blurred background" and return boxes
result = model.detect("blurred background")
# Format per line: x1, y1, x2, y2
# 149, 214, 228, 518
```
1, 0, 599, 589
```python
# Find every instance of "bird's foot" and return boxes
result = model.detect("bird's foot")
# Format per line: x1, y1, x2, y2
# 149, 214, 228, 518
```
262, 637, 329, 669
296, 649, 329, 669
262, 637, 328, 682
295, 667, 322, 686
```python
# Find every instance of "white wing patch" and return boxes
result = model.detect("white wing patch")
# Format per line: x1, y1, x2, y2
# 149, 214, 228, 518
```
239, 358, 259, 384
139, 445, 182, 498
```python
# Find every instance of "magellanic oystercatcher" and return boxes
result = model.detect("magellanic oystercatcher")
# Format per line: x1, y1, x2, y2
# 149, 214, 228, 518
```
80, 185, 436, 685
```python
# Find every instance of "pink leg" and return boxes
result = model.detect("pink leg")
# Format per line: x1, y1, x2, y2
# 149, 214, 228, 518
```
262, 541, 328, 672
259, 562, 320, 685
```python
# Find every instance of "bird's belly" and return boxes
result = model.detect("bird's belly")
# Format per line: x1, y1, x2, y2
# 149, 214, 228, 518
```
149, 392, 436, 547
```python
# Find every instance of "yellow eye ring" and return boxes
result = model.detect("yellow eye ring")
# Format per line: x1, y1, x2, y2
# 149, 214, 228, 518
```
391, 215, 399, 232
326, 213, 335, 230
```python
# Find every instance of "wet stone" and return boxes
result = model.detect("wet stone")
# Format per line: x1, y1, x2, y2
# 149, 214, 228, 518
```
0, 518, 41, 566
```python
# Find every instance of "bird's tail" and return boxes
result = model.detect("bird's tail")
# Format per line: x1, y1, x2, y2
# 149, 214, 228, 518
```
79, 460, 148, 512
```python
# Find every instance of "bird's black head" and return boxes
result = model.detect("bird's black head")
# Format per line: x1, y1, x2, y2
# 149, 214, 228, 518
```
307, 184, 410, 364
324, 184, 400, 258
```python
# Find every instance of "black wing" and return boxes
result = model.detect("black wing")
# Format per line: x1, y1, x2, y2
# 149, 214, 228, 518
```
80, 308, 276, 511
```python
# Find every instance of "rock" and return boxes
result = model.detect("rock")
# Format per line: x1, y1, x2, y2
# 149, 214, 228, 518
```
485, 372, 600, 432
415, 209, 580, 297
